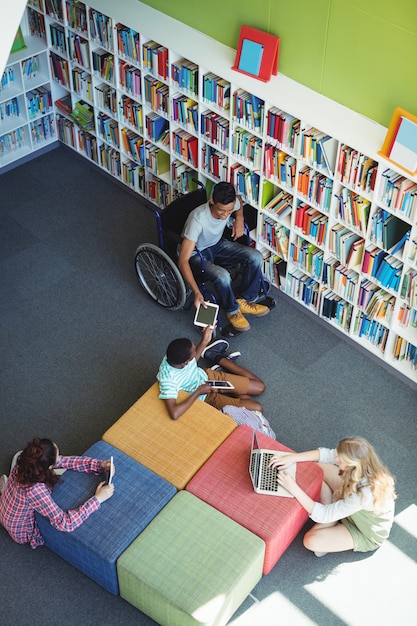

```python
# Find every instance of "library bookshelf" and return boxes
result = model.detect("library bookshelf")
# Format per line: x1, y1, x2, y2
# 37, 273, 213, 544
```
1, 0, 416, 384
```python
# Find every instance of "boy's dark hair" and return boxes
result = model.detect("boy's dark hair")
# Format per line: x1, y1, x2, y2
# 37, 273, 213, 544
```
166, 338, 193, 365
212, 182, 236, 205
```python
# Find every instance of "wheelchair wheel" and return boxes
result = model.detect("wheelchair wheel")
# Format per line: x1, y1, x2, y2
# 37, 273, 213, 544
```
135, 243, 187, 310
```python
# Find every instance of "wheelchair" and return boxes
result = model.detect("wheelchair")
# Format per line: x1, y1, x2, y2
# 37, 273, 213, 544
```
134, 183, 275, 336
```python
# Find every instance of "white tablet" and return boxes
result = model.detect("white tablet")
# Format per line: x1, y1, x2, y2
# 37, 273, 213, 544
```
206, 380, 235, 389
193, 301, 219, 328
108, 456, 115, 485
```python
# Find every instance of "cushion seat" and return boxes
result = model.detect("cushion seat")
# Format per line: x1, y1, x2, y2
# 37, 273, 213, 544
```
117, 490, 265, 626
186, 425, 323, 573
35, 440, 176, 594
102, 382, 236, 490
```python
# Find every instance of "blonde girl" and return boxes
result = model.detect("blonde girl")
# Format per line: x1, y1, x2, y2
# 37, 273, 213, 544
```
269, 436, 396, 556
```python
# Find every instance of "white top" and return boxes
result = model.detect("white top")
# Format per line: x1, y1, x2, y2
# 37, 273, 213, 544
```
182, 198, 240, 251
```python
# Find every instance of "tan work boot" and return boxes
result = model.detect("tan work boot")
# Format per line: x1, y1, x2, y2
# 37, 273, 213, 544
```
226, 309, 251, 332
236, 298, 270, 317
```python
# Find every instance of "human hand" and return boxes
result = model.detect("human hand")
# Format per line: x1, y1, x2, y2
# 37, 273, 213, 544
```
95, 481, 114, 503
231, 219, 245, 240
201, 324, 215, 344
269, 452, 298, 470
199, 382, 216, 395
276, 470, 298, 495
194, 291, 205, 310
100, 459, 113, 473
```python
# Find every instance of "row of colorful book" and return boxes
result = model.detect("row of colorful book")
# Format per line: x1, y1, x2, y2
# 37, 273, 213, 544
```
264, 145, 296, 190
68, 34, 90, 69
120, 96, 143, 132
230, 164, 260, 205
171, 59, 198, 95
49, 52, 69, 88
336, 147, 377, 193
95, 84, 117, 114
119, 62, 141, 98
89, 8, 113, 50
231, 128, 262, 170
142, 41, 168, 81
334, 187, 370, 234
144, 76, 169, 115
171, 95, 198, 132
66, 1, 87, 33
92, 50, 114, 83
30, 113, 55, 143
286, 270, 321, 309
290, 237, 323, 279
122, 159, 145, 193
379, 169, 417, 219
233, 89, 264, 134
201, 144, 228, 181
26, 86, 53, 119
99, 143, 121, 177
200, 111, 229, 151
72, 68, 91, 100
294, 202, 328, 246
121, 128, 144, 163
117, 25, 140, 63
201, 73, 230, 110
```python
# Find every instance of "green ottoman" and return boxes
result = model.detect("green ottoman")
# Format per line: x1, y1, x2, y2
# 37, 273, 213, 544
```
117, 491, 265, 626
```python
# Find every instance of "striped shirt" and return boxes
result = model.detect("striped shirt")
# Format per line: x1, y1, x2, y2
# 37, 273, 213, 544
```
0, 456, 103, 549
157, 356, 208, 400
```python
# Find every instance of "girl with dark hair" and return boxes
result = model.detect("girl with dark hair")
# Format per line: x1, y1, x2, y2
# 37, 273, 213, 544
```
0, 437, 114, 549
269, 436, 396, 556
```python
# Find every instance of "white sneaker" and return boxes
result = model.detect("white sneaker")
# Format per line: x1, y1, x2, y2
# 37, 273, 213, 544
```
314, 551, 328, 557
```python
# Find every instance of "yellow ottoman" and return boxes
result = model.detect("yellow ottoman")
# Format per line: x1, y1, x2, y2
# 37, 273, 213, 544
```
102, 383, 236, 489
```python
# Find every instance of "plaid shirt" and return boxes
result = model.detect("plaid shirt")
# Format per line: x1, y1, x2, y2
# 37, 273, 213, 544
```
0, 455, 103, 549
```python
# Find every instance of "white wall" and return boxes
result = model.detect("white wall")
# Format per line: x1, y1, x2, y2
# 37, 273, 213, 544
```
0, 0, 27, 76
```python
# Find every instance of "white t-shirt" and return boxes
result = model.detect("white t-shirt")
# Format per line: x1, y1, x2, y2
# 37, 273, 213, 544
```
182, 198, 240, 251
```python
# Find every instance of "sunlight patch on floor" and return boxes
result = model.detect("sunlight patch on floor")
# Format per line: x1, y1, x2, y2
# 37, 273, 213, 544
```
229, 591, 318, 625
395, 503, 417, 539
304, 541, 417, 626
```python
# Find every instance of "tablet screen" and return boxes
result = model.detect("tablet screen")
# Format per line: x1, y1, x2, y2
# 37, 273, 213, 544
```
194, 302, 219, 327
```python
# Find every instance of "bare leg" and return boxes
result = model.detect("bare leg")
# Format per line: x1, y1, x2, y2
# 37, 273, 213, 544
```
233, 395, 263, 412
303, 522, 354, 554
304, 463, 354, 553
217, 357, 265, 396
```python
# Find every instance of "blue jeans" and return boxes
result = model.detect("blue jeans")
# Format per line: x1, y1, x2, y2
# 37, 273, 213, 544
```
189, 239, 263, 314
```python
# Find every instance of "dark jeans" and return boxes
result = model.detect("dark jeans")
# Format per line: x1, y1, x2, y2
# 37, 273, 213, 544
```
189, 239, 263, 314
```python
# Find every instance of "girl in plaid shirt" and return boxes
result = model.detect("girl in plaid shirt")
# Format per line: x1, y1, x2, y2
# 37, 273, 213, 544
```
0, 438, 114, 549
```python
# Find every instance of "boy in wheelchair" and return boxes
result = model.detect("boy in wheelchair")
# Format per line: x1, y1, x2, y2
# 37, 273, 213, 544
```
178, 182, 270, 332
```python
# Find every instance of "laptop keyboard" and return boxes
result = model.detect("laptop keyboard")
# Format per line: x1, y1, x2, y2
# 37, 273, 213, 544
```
259, 452, 279, 491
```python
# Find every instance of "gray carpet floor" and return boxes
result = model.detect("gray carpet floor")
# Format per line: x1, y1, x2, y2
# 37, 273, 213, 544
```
1, 146, 416, 625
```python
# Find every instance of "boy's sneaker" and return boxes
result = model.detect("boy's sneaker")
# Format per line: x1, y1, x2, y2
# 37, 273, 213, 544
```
236, 298, 270, 317
0, 475, 7, 494
201, 339, 229, 364
210, 351, 241, 371
226, 310, 250, 332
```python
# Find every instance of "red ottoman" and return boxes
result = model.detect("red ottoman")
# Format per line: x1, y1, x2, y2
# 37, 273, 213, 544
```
186, 425, 323, 574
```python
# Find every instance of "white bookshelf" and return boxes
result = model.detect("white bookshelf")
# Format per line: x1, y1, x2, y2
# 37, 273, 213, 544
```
1, 0, 416, 383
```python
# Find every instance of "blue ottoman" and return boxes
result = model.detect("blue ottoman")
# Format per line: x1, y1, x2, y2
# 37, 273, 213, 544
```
36, 440, 176, 594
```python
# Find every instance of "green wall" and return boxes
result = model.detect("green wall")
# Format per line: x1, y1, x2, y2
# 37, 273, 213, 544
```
140, 0, 417, 128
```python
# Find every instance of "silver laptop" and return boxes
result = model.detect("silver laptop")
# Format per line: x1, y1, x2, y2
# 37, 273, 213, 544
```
249, 430, 296, 497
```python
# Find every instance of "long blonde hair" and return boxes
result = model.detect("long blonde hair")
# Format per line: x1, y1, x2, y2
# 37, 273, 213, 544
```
334, 436, 396, 513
